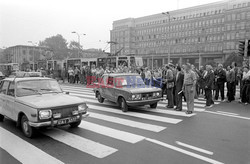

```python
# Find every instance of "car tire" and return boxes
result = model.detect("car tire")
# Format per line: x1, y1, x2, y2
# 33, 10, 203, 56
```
21, 115, 35, 138
150, 103, 158, 108
70, 120, 81, 128
119, 97, 128, 112
0, 114, 4, 122
96, 92, 104, 103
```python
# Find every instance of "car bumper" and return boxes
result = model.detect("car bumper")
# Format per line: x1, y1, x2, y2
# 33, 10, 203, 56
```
126, 98, 161, 106
28, 113, 89, 128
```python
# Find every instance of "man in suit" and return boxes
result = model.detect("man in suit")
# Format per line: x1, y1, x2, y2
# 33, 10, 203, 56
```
214, 64, 226, 101
175, 66, 184, 111
164, 65, 174, 108
204, 65, 215, 107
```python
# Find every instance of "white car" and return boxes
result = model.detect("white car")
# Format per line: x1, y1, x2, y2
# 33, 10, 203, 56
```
0, 77, 89, 138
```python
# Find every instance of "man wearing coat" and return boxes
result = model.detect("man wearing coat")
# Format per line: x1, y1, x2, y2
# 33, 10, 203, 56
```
175, 66, 184, 111
164, 65, 174, 108
214, 64, 226, 101
204, 65, 215, 107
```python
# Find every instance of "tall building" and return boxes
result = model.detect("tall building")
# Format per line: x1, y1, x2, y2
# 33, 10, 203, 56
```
110, 0, 250, 68
4, 45, 53, 71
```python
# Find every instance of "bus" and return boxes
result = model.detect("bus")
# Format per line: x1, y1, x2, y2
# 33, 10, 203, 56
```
0, 63, 19, 76
96, 56, 143, 68
65, 58, 97, 69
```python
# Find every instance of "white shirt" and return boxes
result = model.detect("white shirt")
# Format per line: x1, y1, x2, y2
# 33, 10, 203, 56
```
243, 70, 250, 80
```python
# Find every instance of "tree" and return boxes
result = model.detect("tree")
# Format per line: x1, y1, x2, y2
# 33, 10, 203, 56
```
68, 41, 83, 58
39, 34, 69, 60
223, 53, 243, 68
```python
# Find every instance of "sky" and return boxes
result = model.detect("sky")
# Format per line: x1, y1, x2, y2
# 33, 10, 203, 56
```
0, 0, 220, 51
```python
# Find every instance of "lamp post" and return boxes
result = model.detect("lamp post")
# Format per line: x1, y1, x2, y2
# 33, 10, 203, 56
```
72, 31, 86, 58
162, 12, 175, 64
28, 41, 37, 71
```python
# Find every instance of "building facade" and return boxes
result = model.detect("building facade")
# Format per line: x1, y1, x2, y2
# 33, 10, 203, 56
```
110, 0, 250, 68
4, 45, 53, 71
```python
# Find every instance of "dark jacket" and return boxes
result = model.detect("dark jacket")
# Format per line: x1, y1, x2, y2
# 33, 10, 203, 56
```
214, 69, 226, 84
175, 71, 184, 92
204, 71, 214, 89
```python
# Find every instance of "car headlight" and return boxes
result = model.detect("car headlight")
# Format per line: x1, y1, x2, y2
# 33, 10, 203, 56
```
78, 104, 88, 113
132, 94, 141, 100
132, 94, 136, 99
136, 94, 141, 99
156, 92, 160, 96
39, 110, 52, 119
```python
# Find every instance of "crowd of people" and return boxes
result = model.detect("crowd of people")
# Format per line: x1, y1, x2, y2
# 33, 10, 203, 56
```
62, 61, 250, 114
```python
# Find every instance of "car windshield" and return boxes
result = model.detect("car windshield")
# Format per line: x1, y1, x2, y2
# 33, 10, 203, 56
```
16, 79, 62, 97
116, 75, 145, 87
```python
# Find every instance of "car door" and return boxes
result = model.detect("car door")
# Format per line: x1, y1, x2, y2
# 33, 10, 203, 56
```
5, 81, 16, 120
99, 75, 108, 99
0, 81, 10, 117
105, 76, 116, 102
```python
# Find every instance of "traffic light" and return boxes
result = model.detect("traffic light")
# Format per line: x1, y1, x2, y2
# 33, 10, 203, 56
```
238, 40, 245, 56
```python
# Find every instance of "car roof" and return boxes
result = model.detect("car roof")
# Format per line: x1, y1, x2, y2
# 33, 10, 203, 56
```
3, 77, 52, 82
103, 73, 139, 77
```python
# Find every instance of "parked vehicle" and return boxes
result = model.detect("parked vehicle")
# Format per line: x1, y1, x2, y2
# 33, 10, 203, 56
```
93, 73, 162, 112
0, 77, 89, 138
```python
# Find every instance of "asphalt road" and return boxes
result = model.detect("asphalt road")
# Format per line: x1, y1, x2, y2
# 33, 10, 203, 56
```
0, 83, 249, 164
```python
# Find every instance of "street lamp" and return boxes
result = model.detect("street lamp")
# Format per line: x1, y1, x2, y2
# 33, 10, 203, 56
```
162, 12, 175, 64
28, 41, 37, 71
71, 31, 86, 58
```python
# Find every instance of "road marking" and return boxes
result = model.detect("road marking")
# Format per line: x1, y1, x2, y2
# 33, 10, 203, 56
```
194, 99, 220, 105
216, 111, 239, 116
157, 103, 205, 112
0, 127, 64, 164
88, 104, 182, 124
146, 138, 224, 164
89, 112, 166, 132
204, 111, 250, 120
62, 87, 95, 93
139, 108, 196, 117
43, 128, 117, 158
176, 141, 214, 155
79, 121, 145, 143
70, 92, 204, 114
198, 98, 220, 103
65, 88, 215, 111
70, 93, 95, 99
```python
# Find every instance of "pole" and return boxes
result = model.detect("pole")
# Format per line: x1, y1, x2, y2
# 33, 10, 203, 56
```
168, 14, 171, 64
152, 55, 153, 69
77, 33, 80, 58
33, 47, 35, 71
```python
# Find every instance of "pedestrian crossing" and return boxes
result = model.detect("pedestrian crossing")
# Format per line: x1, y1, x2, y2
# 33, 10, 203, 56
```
0, 84, 222, 163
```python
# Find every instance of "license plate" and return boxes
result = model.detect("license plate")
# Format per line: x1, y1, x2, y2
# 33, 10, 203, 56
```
57, 116, 78, 125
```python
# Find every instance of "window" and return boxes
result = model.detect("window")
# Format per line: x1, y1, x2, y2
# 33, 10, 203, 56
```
7, 82, 15, 97
0, 81, 9, 94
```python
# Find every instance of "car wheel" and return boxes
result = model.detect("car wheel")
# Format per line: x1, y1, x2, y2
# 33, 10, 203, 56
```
119, 97, 128, 112
0, 114, 4, 122
70, 120, 81, 128
150, 103, 158, 108
97, 92, 104, 103
21, 115, 35, 138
